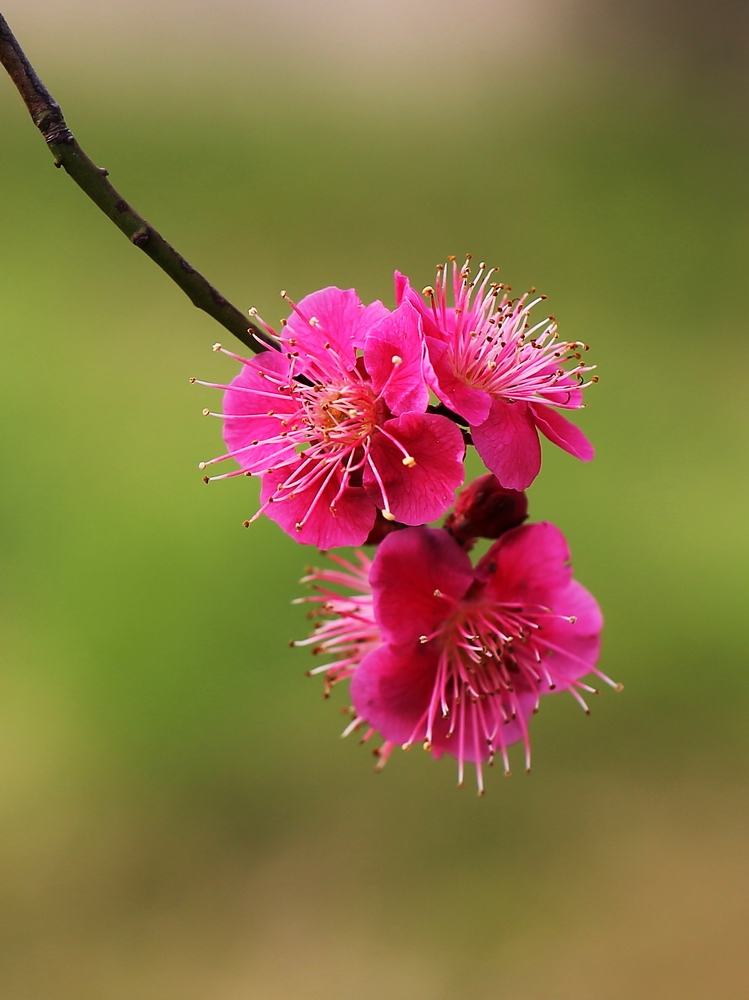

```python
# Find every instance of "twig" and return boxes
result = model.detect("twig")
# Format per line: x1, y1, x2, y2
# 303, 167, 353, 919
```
0, 12, 273, 354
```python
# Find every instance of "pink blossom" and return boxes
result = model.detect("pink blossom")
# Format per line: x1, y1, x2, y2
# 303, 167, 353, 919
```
395, 258, 597, 490
349, 524, 611, 792
195, 286, 465, 549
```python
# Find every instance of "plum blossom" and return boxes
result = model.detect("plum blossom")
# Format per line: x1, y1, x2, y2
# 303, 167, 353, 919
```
348, 523, 611, 792
395, 258, 597, 490
195, 286, 465, 549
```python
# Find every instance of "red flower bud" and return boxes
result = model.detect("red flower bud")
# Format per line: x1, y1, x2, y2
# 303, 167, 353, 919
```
364, 509, 407, 546
444, 474, 528, 548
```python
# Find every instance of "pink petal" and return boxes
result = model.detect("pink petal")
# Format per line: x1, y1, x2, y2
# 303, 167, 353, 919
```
393, 271, 443, 339
393, 270, 409, 307
351, 643, 536, 763
364, 300, 430, 415
351, 643, 438, 747
533, 579, 603, 685
530, 403, 594, 461
364, 413, 465, 525
427, 336, 492, 424
535, 363, 584, 409
471, 399, 542, 490
478, 522, 573, 602
369, 527, 475, 644
354, 299, 391, 349
284, 287, 386, 372
222, 352, 299, 470
261, 463, 375, 548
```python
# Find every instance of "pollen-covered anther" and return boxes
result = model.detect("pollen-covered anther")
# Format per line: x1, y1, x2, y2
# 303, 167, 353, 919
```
418, 634, 428, 644
401, 455, 416, 467
212, 342, 222, 352
202, 408, 210, 416
391, 355, 403, 366
381, 511, 396, 522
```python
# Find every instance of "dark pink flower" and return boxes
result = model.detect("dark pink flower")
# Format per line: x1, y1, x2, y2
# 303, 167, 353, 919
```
195, 286, 465, 549
395, 258, 597, 490
350, 524, 611, 792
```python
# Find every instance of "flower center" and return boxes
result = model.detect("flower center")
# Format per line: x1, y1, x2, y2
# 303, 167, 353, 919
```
427, 257, 595, 407
303, 382, 376, 447
439, 596, 526, 699
409, 588, 558, 785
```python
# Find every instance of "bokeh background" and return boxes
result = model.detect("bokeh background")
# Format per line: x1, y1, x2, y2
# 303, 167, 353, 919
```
1, 2, 749, 997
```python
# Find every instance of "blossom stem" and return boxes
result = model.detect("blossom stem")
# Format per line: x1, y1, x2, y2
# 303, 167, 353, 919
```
0, 13, 275, 355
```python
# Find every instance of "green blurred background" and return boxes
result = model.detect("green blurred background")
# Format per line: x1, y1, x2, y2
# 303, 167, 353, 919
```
1, 2, 748, 996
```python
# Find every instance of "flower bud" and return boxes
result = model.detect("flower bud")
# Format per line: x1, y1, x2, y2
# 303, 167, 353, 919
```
444, 474, 528, 548
364, 509, 407, 546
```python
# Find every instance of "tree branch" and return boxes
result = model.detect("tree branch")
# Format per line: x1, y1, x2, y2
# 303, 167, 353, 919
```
0, 12, 274, 354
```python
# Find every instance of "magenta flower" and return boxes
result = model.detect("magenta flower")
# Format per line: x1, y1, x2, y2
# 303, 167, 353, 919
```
350, 523, 610, 792
395, 258, 597, 490
196, 286, 465, 549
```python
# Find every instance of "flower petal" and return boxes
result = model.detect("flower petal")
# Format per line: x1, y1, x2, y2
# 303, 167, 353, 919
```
351, 642, 440, 746
354, 299, 392, 349
471, 399, 542, 490
284, 287, 387, 372
222, 352, 299, 470
478, 522, 573, 601
427, 336, 492, 424
351, 642, 537, 764
393, 271, 443, 340
533, 579, 603, 685
369, 526, 475, 644
364, 413, 465, 525
364, 300, 430, 415
261, 462, 376, 548
530, 403, 594, 461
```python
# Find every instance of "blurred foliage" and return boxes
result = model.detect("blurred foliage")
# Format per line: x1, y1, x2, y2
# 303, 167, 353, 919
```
0, 40, 748, 999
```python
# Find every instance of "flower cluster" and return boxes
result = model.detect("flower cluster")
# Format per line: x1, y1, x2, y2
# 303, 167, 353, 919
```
396, 257, 596, 490
299, 522, 614, 792
196, 288, 465, 549
197, 257, 613, 791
